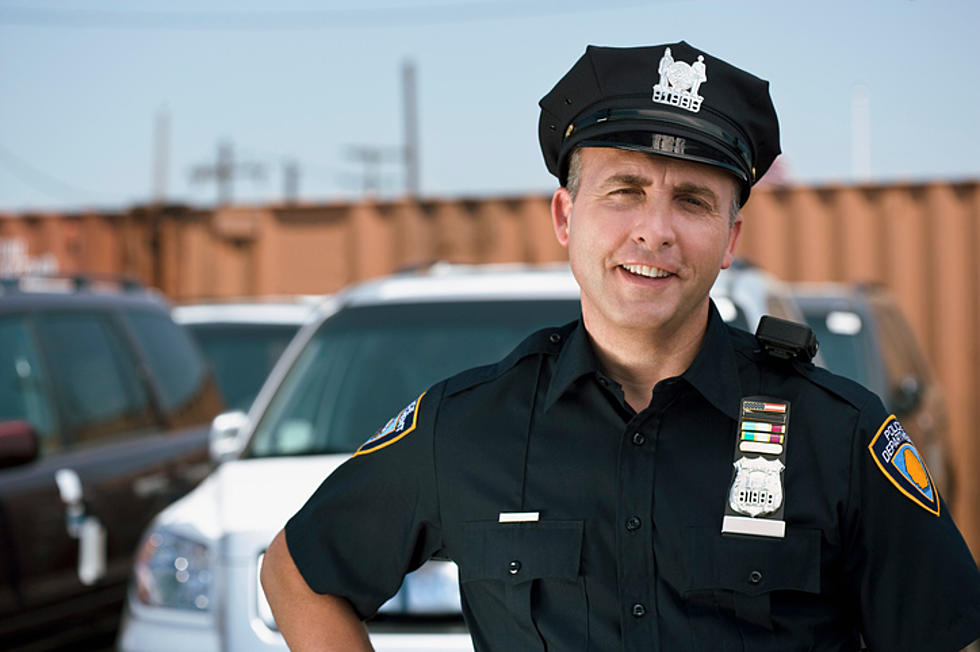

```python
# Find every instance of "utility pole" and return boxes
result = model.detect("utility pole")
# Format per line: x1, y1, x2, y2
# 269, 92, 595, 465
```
190, 140, 264, 205
283, 159, 300, 204
851, 85, 871, 182
152, 106, 170, 204
343, 60, 421, 199
402, 59, 420, 197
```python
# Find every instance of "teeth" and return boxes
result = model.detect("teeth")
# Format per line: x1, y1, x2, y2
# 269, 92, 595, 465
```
622, 264, 671, 279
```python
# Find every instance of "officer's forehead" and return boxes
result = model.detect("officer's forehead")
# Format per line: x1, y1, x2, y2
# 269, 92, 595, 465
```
578, 147, 738, 193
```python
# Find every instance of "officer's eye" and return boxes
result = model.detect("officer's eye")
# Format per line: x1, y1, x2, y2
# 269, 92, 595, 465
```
678, 194, 712, 211
610, 187, 643, 197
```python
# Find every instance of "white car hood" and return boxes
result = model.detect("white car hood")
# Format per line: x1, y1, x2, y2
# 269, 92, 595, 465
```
154, 454, 348, 558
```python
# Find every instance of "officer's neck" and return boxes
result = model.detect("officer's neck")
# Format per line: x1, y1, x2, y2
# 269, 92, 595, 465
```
583, 310, 708, 412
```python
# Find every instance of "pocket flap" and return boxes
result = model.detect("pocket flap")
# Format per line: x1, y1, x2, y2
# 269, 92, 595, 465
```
461, 520, 583, 585
685, 526, 821, 597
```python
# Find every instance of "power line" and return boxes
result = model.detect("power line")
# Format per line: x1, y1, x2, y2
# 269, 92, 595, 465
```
0, 143, 95, 202
344, 145, 403, 197
0, 1, 655, 31
190, 140, 265, 205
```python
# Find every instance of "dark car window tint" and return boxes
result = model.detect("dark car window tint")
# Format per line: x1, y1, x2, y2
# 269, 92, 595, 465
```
803, 309, 873, 390
248, 300, 580, 457
0, 316, 59, 453
187, 323, 298, 412
127, 310, 208, 415
36, 313, 156, 446
874, 302, 930, 387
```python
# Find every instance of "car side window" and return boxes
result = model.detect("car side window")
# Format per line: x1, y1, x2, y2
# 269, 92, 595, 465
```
870, 298, 938, 419
35, 312, 157, 446
0, 315, 59, 454
875, 303, 929, 386
125, 309, 208, 416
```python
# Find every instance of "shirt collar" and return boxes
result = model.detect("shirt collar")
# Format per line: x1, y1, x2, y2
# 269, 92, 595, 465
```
543, 319, 602, 412
681, 301, 743, 421
543, 301, 742, 420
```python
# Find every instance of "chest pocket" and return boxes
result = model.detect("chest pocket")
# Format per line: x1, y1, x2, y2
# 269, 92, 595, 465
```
683, 526, 821, 632
461, 520, 585, 651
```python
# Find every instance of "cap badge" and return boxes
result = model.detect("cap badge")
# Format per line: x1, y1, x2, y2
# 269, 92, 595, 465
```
651, 134, 686, 156
652, 47, 707, 113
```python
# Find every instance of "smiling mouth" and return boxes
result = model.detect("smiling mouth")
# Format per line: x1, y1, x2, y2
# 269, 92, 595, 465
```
620, 263, 673, 279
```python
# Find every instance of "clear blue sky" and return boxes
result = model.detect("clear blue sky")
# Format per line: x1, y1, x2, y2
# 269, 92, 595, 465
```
1, 0, 977, 212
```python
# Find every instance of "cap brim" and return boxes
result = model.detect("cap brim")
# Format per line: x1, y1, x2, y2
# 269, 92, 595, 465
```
557, 105, 755, 204
574, 131, 748, 180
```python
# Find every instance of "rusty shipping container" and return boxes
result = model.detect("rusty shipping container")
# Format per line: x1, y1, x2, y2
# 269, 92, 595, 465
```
2, 180, 978, 559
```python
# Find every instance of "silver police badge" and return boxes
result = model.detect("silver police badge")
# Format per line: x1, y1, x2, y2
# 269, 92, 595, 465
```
729, 456, 784, 517
652, 46, 707, 113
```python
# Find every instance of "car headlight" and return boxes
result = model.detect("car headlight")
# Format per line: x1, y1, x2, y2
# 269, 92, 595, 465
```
378, 560, 461, 615
134, 527, 213, 611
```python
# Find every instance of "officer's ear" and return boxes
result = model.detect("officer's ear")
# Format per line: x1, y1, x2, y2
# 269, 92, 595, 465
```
551, 187, 573, 248
721, 213, 743, 270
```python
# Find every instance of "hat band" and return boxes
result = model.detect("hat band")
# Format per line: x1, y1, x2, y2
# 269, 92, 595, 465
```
564, 106, 754, 180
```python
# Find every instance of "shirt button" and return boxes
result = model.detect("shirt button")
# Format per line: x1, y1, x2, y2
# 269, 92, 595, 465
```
508, 560, 521, 575
597, 376, 608, 387
748, 570, 763, 584
625, 516, 641, 531
548, 332, 562, 345
632, 432, 646, 446
631, 603, 646, 617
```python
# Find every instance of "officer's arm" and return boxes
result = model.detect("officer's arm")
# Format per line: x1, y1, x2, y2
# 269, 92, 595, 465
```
261, 529, 373, 652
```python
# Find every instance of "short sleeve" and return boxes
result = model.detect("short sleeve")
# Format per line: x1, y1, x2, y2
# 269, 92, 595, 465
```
284, 386, 444, 619
846, 396, 980, 651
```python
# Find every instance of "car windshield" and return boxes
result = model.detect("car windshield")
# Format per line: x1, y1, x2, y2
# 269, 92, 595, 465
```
189, 323, 300, 411
246, 299, 581, 458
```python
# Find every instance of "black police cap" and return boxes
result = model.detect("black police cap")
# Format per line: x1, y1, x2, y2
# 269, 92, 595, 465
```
538, 42, 780, 205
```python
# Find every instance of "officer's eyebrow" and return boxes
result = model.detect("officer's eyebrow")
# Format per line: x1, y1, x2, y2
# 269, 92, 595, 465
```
673, 181, 721, 208
599, 173, 651, 189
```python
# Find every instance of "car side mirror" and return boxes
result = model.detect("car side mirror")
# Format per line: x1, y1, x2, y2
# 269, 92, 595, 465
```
890, 375, 922, 415
0, 420, 39, 470
209, 410, 249, 463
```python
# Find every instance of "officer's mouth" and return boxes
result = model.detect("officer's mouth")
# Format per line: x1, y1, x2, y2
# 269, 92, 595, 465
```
619, 263, 674, 280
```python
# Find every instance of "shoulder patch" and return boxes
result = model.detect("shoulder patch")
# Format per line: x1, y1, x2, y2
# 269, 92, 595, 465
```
354, 392, 425, 457
868, 415, 939, 516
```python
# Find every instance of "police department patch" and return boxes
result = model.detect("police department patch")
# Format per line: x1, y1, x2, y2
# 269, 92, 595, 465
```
868, 415, 939, 516
354, 393, 425, 457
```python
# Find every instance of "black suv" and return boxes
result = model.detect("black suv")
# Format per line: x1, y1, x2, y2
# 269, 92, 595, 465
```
0, 275, 224, 650
793, 282, 953, 505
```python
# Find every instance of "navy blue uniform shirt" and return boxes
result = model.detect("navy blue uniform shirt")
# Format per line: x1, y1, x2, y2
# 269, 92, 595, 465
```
286, 304, 980, 651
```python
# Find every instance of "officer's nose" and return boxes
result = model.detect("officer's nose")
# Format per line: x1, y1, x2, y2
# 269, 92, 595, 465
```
631, 198, 676, 250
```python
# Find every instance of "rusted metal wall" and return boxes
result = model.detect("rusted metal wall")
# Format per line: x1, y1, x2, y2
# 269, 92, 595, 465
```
2, 180, 978, 557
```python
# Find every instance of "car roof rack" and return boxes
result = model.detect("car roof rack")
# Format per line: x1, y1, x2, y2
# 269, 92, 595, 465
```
0, 273, 145, 294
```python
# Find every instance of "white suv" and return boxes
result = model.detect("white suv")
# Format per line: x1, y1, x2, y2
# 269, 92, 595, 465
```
173, 299, 319, 412
117, 262, 805, 651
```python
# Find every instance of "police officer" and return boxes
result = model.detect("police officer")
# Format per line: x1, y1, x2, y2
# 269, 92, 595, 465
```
261, 42, 980, 651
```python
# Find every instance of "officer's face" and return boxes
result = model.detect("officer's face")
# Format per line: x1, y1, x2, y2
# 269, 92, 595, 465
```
551, 147, 741, 340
